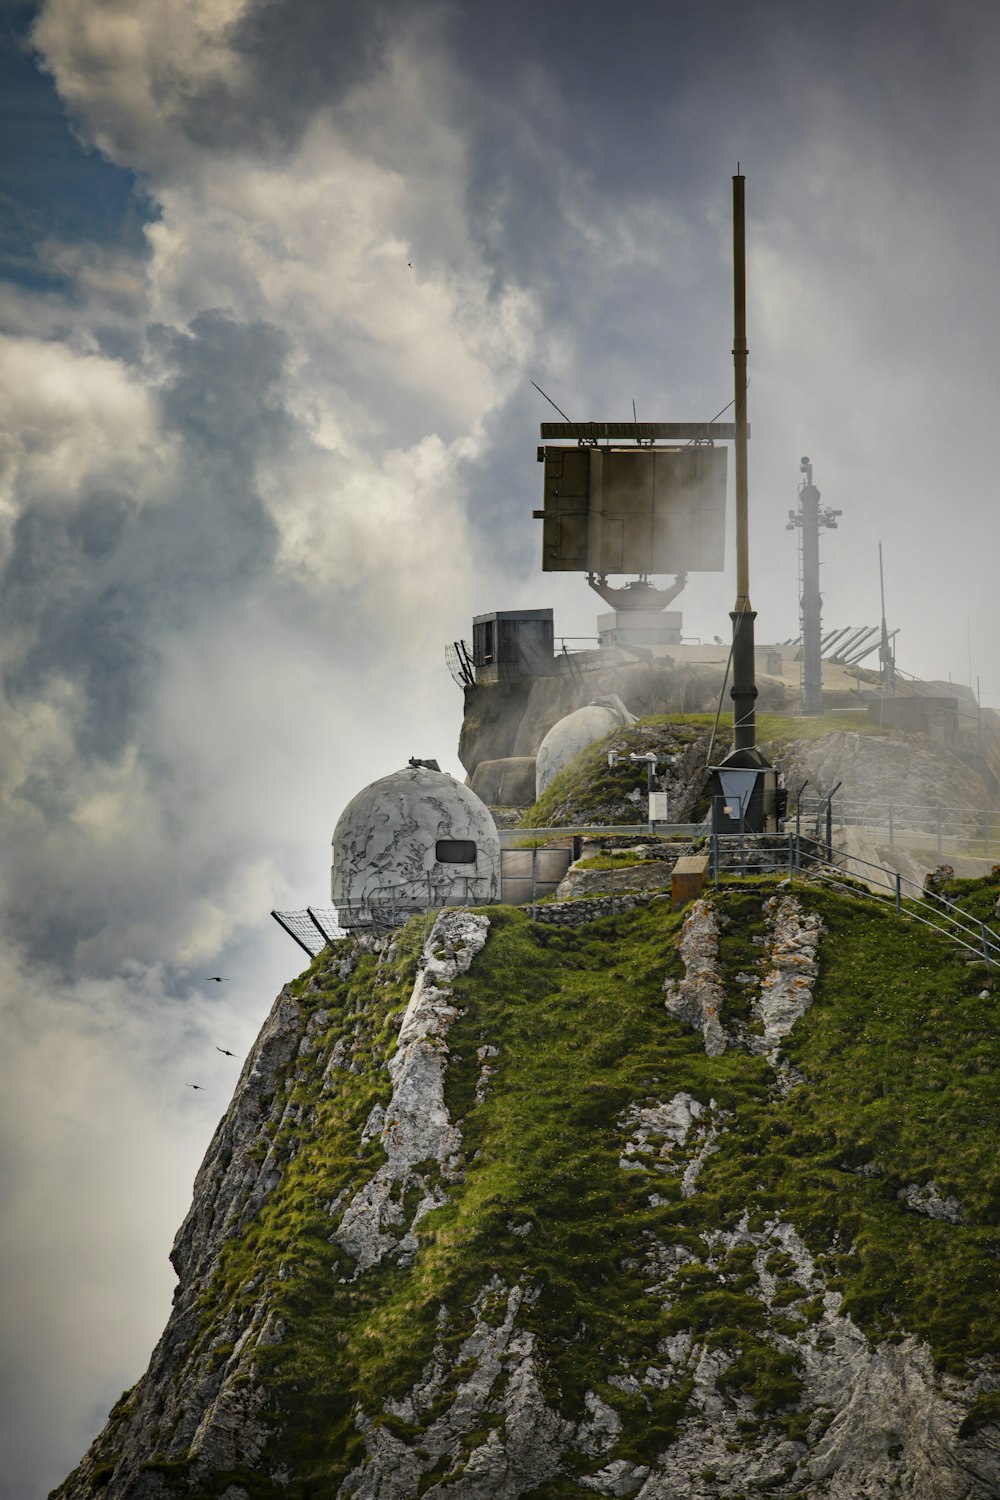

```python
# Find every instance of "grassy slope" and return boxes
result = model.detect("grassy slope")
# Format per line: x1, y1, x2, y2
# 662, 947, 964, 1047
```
522, 716, 724, 828
157, 879, 1000, 1496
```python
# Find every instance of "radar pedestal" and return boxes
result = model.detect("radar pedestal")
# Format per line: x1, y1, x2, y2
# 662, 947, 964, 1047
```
597, 610, 682, 649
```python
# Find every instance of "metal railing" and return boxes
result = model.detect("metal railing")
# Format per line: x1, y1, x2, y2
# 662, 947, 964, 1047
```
499, 823, 705, 848
795, 795, 1000, 861
708, 830, 999, 968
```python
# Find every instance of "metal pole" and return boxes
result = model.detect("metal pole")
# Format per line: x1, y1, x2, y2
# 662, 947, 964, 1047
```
895, 873, 901, 917
983, 923, 991, 970
712, 796, 720, 891
730, 171, 757, 750
739, 799, 746, 874
531, 845, 538, 922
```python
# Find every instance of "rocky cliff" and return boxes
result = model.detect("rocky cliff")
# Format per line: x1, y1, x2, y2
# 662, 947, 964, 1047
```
53, 876, 1000, 1499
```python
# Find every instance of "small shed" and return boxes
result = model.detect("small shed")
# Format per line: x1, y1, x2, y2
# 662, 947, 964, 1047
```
472, 609, 554, 683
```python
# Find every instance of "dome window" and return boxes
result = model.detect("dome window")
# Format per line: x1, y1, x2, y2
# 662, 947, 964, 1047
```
435, 838, 477, 865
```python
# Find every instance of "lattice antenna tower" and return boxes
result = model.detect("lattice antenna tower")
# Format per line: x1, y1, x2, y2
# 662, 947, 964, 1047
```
787, 457, 841, 714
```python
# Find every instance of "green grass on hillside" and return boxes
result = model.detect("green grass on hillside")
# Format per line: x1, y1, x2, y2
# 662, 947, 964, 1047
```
149, 875, 1000, 1495
757, 709, 889, 743
638, 708, 886, 744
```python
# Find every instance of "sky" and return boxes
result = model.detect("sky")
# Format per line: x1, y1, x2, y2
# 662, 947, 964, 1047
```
1, 0, 999, 1493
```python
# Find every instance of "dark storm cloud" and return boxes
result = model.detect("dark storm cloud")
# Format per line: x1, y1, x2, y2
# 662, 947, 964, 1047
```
227, 0, 394, 144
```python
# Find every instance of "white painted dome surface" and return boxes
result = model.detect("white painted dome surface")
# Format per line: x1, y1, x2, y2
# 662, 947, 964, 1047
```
535, 704, 624, 799
331, 766, 501, 928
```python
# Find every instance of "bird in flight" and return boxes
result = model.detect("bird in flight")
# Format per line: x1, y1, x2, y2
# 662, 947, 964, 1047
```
216, 1046, 237, 1057
186, 1083, 204, 1090
205, 976, 229, 983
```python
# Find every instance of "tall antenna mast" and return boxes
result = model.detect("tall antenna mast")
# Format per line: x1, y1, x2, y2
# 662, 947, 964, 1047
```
730, 170, 757, 749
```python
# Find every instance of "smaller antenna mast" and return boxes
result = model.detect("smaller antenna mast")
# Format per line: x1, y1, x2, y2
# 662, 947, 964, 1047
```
878, 541, 896, 695
530, 381, 572, 423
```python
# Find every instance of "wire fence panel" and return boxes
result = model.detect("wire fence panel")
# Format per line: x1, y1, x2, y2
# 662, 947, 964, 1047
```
795, 796, 1000, 860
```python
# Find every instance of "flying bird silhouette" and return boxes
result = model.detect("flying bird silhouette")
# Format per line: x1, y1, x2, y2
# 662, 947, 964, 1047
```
205, 976, 229, 982
216, 1046, 237, 1057
186, 1083, 204, 1090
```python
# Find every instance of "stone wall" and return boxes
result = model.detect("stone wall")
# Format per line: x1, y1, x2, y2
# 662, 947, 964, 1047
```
532, 891, 661, 926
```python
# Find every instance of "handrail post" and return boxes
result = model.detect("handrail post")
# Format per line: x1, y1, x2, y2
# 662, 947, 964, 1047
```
983, 923, 991, 970
787, 831, 794, 878
895, 873, 901, 917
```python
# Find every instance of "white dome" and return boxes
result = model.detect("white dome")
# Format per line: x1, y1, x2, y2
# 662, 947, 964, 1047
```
331, 765, 500, 929
535, 703, 629, 798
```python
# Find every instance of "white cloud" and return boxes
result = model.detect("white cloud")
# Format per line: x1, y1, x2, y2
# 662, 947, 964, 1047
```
0, 334, 166, 516
32, 0, 253, 177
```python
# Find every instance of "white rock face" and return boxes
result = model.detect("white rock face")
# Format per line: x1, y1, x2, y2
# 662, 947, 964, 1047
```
338, 1208, 1000, 1500
331, 764, 500, 927
751, 893, 824, 1061
334, 910, 489, 1273
665, 893, 824, 1070
535, 699, 635, 798
898, 1180, 965, 1224
625, 1215, 993, 1500
619, 1092, 721, 1197
340, 1281, 575, 1499
663, 900, 729, 1056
